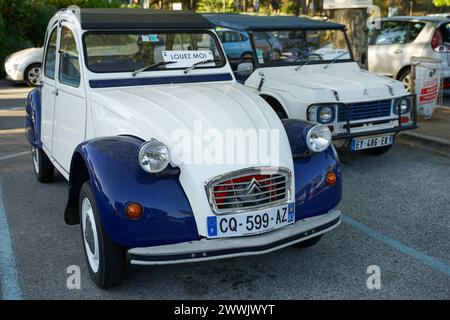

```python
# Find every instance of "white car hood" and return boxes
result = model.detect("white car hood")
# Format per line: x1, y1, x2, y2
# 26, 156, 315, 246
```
7, 47, 43, 63
248, 62, 406, 102
90, 82, 294, 237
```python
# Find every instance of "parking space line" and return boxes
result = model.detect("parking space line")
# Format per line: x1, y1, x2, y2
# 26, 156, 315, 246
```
0, 181, 23, 300
342, 214, 450, 277
0, 151, 30, 162
0, 128, 25, 136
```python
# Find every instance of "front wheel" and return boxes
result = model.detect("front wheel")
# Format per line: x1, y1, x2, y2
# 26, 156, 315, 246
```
24, 63, 42, 87
79, 182, 126, 289
398, 68, 412, 93
363, 145, 392, 156
291, 234, 323, 249
31, 146, 54, 182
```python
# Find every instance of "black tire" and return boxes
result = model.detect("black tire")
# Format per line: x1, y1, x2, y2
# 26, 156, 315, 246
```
291, 234, 323, 249
79, 182, 126, 289
31, 146, 54, 182
24, 63, 42, 87
397, 68, 412, 93
363, 145, 392, 156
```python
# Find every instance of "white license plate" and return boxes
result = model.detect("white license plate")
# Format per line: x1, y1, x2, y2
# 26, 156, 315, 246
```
207, 203, 295, 238
351, 135, 394, 151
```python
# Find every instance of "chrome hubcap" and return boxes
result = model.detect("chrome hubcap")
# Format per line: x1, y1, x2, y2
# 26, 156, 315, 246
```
28, 67, 42, 86
402, 74, 411, 93
31, 146, 39, 175
82, 197, 99, 273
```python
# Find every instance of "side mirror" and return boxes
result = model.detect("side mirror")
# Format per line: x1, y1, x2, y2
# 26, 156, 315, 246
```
237, 62, 254, 77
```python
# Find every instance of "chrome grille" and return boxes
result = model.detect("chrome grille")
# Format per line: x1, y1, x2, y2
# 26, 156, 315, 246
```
206, 168, 291, 214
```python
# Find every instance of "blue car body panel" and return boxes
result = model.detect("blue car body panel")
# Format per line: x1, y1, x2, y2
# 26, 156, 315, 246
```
25, 87, 42, 148
70, 136, 201, 248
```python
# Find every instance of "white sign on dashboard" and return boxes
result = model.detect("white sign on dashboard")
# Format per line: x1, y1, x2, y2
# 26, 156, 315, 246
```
162, 50, 214, 68
323, 0, 372, 9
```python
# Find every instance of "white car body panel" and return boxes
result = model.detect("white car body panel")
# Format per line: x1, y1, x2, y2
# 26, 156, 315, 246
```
4, 47, 43, 81
244, 62, 408, 140
89, 82, 294, 237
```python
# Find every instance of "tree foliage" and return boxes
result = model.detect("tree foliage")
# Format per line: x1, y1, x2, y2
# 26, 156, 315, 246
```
432, 0, 450, 7
196, 0, 235, 13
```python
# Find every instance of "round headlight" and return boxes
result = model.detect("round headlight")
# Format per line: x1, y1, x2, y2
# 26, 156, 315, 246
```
318, 106, 334, 124
394, 98, 410, 114
138, 140, 170, 173
306, 124, 332, 153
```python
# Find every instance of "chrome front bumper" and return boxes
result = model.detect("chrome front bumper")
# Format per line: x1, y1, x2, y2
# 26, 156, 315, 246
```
128, 209, 341, 265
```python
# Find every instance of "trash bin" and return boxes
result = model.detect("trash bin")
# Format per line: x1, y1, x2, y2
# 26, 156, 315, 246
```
411, 57, 443, 119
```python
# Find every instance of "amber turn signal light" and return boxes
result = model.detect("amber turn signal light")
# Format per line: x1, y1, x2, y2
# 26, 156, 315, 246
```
326, 172, 337, 186
126, 202, 143, 220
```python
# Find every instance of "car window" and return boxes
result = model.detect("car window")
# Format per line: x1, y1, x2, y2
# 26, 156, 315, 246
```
84, 31, 225, 73
44, 27, 58, 79
252, 29, 351, 65
222, 32, 242, 43
408, 22, 425, 42
373, 21, 409, 45
59, 27, 81, 87
442, 23, 450, 43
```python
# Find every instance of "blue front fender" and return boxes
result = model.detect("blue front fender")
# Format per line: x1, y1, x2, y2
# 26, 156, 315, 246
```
65, 136, 200, 248
25, 87, 42, 148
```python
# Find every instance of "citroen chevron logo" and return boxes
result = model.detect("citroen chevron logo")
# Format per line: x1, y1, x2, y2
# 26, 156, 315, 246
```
362, 89, 369, 97
246, 178, 262, 196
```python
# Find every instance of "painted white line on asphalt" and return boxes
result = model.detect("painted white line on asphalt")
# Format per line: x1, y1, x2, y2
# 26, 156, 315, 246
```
0, 128, 25, 135
342, 215, 450, 277
0, 181, 23, 300
0, 151, 30, 162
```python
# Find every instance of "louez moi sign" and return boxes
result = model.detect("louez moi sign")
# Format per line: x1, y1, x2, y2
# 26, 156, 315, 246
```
162, 50, 214, 68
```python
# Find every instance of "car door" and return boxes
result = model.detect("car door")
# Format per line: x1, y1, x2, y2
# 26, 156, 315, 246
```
368, 20, 410, 76
52, 24, 86, 172
40, 24, 59, 154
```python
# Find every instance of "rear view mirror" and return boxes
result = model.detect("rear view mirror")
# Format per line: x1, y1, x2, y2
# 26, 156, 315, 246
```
237, 62, 254, 77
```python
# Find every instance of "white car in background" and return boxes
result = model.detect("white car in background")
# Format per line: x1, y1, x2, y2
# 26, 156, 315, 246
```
4, 47, 43, 86
368, 16, 450, 92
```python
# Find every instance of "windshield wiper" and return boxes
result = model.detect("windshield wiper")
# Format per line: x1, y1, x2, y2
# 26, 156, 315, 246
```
323, 51, 349, 70
132, 61, 177, 77
183, 59, 221, 74
294, 59, 314, 72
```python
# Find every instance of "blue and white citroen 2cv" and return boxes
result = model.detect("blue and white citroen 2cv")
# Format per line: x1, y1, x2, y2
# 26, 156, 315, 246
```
26, 8, 342, 288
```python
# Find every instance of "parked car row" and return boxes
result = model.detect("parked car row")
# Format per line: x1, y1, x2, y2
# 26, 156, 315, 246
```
24, 8, 417, 289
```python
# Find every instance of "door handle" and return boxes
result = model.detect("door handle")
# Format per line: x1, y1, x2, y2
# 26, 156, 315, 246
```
394, 49, 403, 54
51, 89, 59, 96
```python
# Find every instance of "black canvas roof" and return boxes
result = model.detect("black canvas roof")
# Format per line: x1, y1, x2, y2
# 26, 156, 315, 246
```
204, 14, 345, 31
76, 8, 214, 30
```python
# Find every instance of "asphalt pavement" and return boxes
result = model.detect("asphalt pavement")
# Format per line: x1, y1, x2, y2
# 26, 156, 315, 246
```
0, 81, 449, 299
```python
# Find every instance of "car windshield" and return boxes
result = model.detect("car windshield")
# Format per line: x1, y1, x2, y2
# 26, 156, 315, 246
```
251, 29, 352, 66
84, 31, 226, 73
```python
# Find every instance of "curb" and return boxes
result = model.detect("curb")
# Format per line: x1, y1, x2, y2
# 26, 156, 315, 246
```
396, 131, 450, 158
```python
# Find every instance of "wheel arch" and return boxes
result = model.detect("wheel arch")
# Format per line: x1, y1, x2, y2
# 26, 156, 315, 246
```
260, 94, 289, 119
395, 65, 411, 80
64, 151, 90, 225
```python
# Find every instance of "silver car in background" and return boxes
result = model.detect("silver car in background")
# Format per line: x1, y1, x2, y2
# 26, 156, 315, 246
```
4, 47, 43, 86
368, 16, 450, 91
